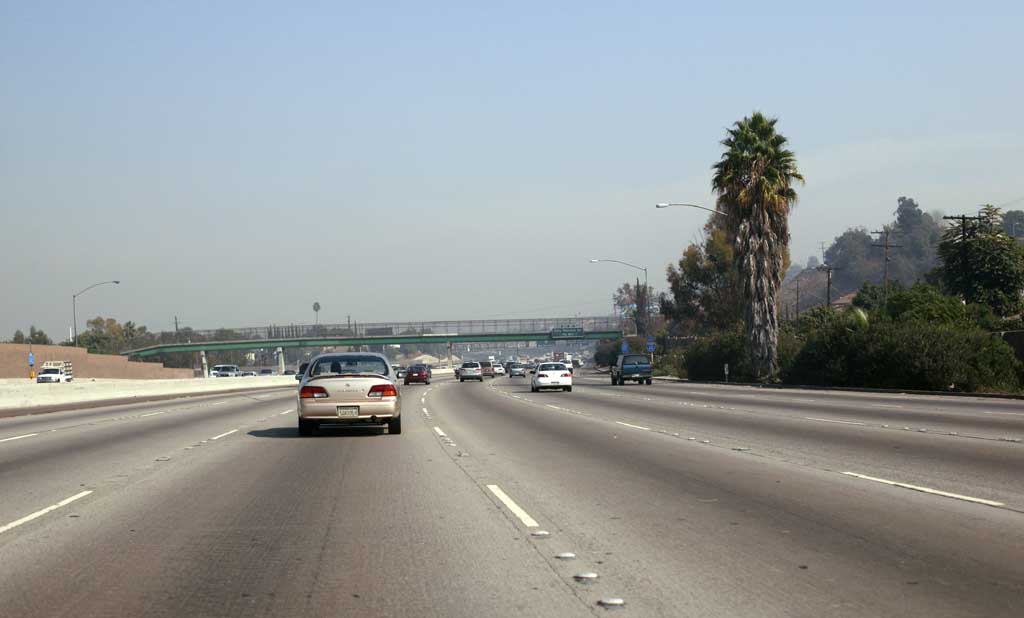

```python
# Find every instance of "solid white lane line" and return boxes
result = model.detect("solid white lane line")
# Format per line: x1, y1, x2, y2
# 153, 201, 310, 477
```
0, 490, 94, 535
486, 484, 539, 528
210, 429, 238, 441
841, 471, 1004, 507
0, 433, 39, 443
211, 401, 228, 406
615, 421, 651, 431
433, 426, 447, 437
872, 404, 904, 409
803, 417, 867, 426
139, 411, 165, 418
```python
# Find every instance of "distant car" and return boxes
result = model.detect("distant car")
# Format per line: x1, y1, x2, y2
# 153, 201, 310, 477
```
531, 362, 573, 392
479, 361, 496, 379
296, 352, 401, 436
258, 368, 275, 376
404, 364, 431, 385
393, 365, 407, 379
493, 363, 506, 377
460, 361, 483, 382
212, 364, 240, 377
283, 369, 295, 375
611, 354, 653, 385
240, 370, 257, 377
508, 363, 527, 377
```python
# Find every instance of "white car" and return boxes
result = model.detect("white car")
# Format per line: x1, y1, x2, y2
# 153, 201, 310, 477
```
211, 364, 241, 377
531, 362, 573, 392
493, 363, 506, 377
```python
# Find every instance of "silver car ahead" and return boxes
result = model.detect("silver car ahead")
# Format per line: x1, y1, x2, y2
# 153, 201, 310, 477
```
297, 352, 401, 436
459, 361, 483, 382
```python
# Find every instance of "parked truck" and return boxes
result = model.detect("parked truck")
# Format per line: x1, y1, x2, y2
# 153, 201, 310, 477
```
610, 354, 652, 385
36, 360, 74, 383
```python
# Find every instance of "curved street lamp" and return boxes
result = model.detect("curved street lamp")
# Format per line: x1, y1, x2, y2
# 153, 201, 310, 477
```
655, 202, 727, 216
590, 259, 649, 337
73, 280, 120, 346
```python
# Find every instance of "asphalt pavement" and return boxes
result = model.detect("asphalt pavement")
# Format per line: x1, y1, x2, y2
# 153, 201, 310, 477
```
1, 373, 1021, 617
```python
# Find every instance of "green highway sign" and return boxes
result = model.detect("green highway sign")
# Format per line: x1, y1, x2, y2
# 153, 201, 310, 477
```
550, 327, 585, 339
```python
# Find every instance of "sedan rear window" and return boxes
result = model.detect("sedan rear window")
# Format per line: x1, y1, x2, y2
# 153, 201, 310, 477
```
309, 355, 390, 377
539, 363, 566, 371
461, 362, 480, 368
623, 355, 650, 365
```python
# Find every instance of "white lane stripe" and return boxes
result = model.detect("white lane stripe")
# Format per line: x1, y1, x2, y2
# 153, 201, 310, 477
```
486, 484, 539, 528
139, 411, 165, 418
0, 490, 94, 535
0, 433, 39, 443
803, 417, 867, 426
841, 471, 1004, 507
210, 429, 238, 440
211, 401, 228, 406
615, 421, 650, 431
433, 426, 447, 437
279, 409, 293, 415
872, 404, 904, 409
545, 404, 562, 410
422, 408, 430, 414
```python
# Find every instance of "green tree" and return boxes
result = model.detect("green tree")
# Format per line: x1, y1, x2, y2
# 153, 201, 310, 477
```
937, 205, 1024, 316
28, 326, 52, 345
712, 111, 803, 381
661, 225, 742, 334
825, 228, 880, 292
1002, 209, 1024, 238
12, 329, 25, 344
614, 280, 655, 337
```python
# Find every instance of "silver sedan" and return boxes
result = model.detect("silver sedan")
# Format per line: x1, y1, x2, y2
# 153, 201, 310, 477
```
296, 352, 401, 436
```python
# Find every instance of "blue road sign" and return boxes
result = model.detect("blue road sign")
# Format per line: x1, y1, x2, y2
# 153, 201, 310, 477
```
646, 343, 656, 352
28, 352, 34, 367
620, 341, 630, 354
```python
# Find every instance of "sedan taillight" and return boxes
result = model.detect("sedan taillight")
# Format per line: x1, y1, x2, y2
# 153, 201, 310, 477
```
538, 373, 549, 378
561, 373, 572, 378
300, 385, 328, 399
368, 384, 398, 398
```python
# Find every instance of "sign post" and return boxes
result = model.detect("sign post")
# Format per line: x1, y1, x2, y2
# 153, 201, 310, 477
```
724, 363, 729, 383
646, 336, 656, 368
28, 350, 35, 380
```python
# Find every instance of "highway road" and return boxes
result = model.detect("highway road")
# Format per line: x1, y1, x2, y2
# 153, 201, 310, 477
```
1, 373, 1022, 617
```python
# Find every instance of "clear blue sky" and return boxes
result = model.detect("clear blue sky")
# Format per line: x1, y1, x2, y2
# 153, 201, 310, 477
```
2, 1, 1022, 338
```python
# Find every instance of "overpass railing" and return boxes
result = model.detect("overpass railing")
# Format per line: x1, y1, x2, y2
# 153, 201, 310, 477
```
157, 316, 622, 343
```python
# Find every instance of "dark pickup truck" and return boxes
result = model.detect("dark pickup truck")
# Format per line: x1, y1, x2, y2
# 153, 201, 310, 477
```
611, 353, 653, 385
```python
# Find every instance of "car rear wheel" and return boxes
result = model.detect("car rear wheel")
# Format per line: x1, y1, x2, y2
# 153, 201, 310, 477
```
531, 385, 537, 392
298, 419, 316, 437
611, 375, 617, 385
388, 416, 402, 435
460, 378, 465, 383
646, 378, 653, 385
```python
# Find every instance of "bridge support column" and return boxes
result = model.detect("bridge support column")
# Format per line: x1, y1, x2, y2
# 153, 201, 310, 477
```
277, 347, 285, 374
200, 350, 208, 378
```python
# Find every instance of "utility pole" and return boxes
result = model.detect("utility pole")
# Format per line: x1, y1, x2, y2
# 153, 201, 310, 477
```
174, 316, 179, 343
943, 214, 983, 290
817, 263, 835, 307
871, 229, 902, 310
795, 277, 801, 316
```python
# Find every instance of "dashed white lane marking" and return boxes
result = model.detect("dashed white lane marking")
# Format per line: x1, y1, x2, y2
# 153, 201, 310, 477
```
433, 426, 447, 437
0, 433, 39, 443
841, 471, 1004, 507
279, 409, 294, 415
615, 421, 651, 431
486, 484, 539, 528
211, 401, 228, 406
803, 417, 867, 426
0, 490, 93, 535
422, 408, 429, 414
209, 429, 238, 441
421, 397, 426, 404
983, 410, 1024, 416
139, 411, 165, 418
545, 404, 562, 411
872, 404, 904, 409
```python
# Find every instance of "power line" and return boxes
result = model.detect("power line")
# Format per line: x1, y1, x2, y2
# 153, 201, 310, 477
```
872, 229, 903, 310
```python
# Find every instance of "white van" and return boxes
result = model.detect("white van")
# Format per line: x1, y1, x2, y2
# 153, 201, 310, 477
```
211, 364, 241, 377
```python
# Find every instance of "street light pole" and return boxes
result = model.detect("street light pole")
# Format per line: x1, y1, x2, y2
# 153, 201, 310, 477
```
655, 202, 727, 216
590, 259, 648, 336
72, 280, 120, 347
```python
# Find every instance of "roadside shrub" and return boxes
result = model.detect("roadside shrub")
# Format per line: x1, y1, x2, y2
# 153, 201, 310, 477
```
684, 326, 752, 382
785, 317, 1020, 392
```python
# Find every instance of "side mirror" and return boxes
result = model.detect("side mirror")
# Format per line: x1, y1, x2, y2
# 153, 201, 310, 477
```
294, 374, 302, 381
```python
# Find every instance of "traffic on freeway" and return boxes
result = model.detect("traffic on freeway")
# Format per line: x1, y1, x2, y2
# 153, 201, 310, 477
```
1, 369, 1022, 617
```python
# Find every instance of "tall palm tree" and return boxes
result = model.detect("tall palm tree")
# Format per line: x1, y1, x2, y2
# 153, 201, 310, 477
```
712, 112, 803, 381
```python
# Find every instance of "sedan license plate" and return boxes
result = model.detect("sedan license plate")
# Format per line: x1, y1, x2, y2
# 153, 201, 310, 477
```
550, 381, 561, 385
336, 406, 359, 417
